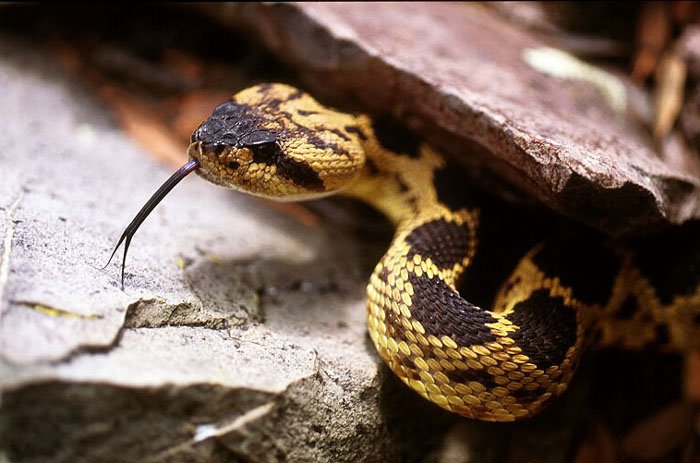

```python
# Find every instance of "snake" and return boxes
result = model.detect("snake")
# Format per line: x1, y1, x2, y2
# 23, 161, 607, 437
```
107, 83, 700, 422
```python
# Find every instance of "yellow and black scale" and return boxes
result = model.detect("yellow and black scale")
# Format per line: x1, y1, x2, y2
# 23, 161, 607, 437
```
111, 83, 700, 422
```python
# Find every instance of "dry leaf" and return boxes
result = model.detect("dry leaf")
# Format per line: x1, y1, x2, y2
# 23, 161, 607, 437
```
574, 424, 617, 463
654, 51, 688, 142
620, 401, 694, 461
166, 90, 234, 142
632, 2, 671, 84
100, 85, 188, 169
686, 351, 700, 402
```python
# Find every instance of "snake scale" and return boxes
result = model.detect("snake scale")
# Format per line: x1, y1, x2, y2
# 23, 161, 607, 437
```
109, 83, 700, 422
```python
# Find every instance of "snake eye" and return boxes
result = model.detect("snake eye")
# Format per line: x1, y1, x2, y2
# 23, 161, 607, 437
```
204, 142, 227, 156
241, 130, 279, 163
246, 142, 278, 162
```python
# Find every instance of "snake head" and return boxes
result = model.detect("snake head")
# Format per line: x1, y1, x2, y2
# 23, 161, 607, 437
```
188, 83, 365, 200
188, 100, 262, 186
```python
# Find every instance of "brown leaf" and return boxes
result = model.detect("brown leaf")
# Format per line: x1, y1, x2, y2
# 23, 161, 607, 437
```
632, 2, 671, 84
671, 1, 699, 25
686, 350, 700, 402
161, 49, 204, 88
654, 51, 688, 142
100, 85, 188, 169
574, 424, 617, 463
620, 401, 694, 461
165, 90, 233, 142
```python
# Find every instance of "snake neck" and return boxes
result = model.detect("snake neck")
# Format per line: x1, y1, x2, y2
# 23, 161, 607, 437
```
342, 115, 449, 228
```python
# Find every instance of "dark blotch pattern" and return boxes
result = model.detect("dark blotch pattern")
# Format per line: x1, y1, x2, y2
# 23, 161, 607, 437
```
263, 97, 284, 110
327, 128, 351, 142
510, 385, 545, 404
244, 135, 324, 191
531, 239, 621, 305
288, 89, 304, 100
397, 179, 410, 193
378, 265, 390, 282
275, 151, 324, 190
345, 125, 368, 141
385, 307, 405, 340
507, 289, 577, 369
408, 273, 497, 347
364, 158, 379, 175
256, 83, 273, 94
290, 125, 352, 159
372, 118, 421, 159
405, 219, 472, 270
445, 367, 497, 389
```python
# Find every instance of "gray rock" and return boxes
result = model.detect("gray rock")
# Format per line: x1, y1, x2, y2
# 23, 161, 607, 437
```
204, 2, 700, 236
0, 38, 454, 462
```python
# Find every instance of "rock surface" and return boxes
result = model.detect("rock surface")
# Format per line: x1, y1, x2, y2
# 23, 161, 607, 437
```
204, 2, 700, 236
0, 37, 458, 462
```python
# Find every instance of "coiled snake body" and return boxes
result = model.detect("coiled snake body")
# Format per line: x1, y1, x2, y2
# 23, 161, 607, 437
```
110, 83, 700, 421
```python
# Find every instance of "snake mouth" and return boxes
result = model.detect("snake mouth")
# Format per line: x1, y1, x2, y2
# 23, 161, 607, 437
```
187, 141, 205, 164
104, 157, 200, 288
187, 141, 242, 189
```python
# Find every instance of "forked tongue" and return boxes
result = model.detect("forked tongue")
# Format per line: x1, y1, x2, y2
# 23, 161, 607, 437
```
103, 158, 200, 288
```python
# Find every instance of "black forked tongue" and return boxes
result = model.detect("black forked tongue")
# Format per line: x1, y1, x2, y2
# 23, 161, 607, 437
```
104, 158, 200, 288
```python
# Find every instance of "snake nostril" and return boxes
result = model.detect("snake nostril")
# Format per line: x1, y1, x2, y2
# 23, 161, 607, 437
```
227, 161, 240, 170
